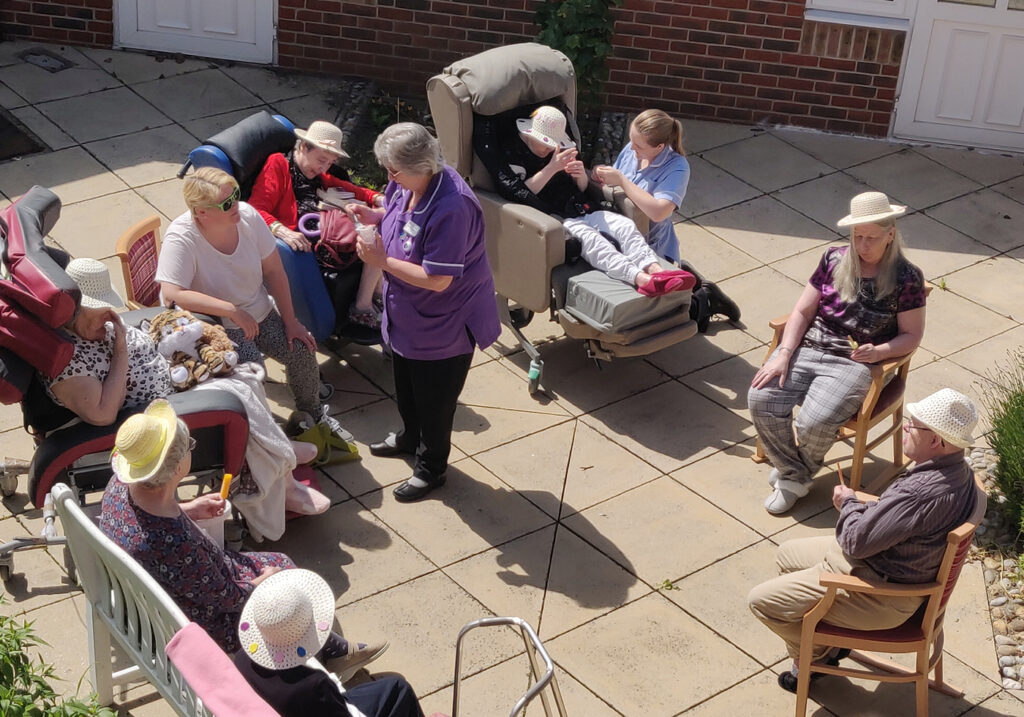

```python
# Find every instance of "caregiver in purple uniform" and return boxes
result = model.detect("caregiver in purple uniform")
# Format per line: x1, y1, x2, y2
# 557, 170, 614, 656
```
350, 123, 500, 503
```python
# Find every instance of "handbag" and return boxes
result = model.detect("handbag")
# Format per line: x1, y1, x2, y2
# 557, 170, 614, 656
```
294, 421, 361, 467
313, 208, 359, 271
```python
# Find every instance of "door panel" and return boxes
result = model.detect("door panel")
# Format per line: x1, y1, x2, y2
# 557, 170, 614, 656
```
117, 0, 273, 64
895, 0, 1024, 150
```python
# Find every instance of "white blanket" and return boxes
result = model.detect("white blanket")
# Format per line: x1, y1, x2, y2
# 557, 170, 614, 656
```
192, 362, 296, 542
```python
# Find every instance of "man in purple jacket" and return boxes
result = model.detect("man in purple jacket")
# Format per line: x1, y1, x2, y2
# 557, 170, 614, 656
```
748, 388, 979, 693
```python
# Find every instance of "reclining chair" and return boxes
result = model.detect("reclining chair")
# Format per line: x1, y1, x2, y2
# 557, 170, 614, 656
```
0, 187, 249, 579
427, 43, 699, 393
179, 111, 378, 347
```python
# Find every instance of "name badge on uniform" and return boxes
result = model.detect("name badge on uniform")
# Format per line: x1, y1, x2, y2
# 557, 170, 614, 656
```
401, 220, 420, 253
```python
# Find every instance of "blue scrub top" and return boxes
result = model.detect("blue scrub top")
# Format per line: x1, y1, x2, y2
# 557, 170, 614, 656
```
613, 145, 690, 263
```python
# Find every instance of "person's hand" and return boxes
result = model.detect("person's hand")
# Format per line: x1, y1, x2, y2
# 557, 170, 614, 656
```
565, 159, 586, 179
345, 203, 379, 225
593, 165, 626, 187
279, 227, 311, 252
751, 351, 790, 389
183, 493, 226, 520
832, 484, 856, 510
231, 307, 259, 341
356, 230, 386, 268
850, 343, 881, 363
109, 311, 127, 354
250, 565, 283, 587
547, 147, 577, 174
284, 316, 316, 352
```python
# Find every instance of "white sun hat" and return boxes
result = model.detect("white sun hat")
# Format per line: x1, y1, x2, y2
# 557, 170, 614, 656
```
294, 120, 350, 160
837, 191, 906, 227
905, 388, 978, 449
238, 568, 335, 670
516, 105, 576, 150
65, 257, 126, 310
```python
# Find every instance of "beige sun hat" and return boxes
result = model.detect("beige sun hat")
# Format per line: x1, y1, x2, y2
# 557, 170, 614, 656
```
238, 568, 335, 671
65, 258, 126, 310
110, 399, 181, 484
294, 120, 350, 160
837, 191, 906, 227
905, 388, 978, 449
516, 105, 575, 150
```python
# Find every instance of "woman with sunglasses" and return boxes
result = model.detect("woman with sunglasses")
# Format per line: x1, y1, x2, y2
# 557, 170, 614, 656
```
158, 167, 335, 431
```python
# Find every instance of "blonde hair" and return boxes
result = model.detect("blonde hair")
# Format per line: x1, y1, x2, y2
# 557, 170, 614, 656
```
632, 109, 685, 156
833, 219, 905, 303
183, 167, 238, 214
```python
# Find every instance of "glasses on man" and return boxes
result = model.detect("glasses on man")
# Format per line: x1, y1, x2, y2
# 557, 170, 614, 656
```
207, 186, 240, 212
903, 419, 933, 434
187, 437, 197, 452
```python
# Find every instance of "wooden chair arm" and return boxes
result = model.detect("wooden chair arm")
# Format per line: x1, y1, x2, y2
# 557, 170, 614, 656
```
768, 315, 788, 332
819, 571, 939, 597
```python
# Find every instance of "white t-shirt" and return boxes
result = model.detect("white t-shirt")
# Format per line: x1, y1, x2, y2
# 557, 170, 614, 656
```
156, 202, 277, 328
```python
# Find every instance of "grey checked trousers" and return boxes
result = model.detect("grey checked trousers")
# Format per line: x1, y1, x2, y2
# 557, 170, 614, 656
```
747, 346, 872, 485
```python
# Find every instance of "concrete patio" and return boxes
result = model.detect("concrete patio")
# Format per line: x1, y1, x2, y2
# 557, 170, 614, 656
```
1, 40, 1023, 716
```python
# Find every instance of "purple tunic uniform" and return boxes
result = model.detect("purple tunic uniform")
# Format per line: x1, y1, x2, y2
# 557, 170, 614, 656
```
379, 166, 500, 360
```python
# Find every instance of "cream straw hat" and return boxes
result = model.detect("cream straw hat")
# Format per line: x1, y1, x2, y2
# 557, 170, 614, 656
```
238, 569, 335, 670
516, 106, 575, 150
65, 258, 125, 310
837, 191, 906, 227
906, 388, 978, 449
110, 399, 180, 484
294, 120, 350, 160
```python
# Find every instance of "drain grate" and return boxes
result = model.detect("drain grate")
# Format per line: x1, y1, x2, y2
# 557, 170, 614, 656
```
17, 47, 76, 73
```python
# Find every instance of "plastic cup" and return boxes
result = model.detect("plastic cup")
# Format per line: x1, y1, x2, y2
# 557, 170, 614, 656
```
193, 499, 230, 549
355, 223, 377, 243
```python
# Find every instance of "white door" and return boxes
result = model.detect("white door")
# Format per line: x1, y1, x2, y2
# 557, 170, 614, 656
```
115, 0, 274, 64
895, 0, 1024, 151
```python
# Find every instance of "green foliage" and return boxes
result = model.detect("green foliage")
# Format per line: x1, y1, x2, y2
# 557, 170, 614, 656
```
535, 0, 623, 109
656, 579, 679, 591
981, 349, 1024, 540
0, 601, 114, 717
344, 93, 432, 192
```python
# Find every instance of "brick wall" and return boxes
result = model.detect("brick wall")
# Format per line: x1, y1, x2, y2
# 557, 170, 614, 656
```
2, 0, 905, 137
1, 0, 114, 47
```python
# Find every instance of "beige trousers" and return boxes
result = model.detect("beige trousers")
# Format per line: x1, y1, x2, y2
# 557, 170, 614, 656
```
747, 536, 923, 661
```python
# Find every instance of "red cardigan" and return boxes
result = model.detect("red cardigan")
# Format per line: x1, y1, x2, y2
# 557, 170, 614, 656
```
248, 152, 381, 230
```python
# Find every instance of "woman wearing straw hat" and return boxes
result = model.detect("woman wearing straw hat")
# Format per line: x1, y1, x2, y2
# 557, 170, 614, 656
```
748, 191, 927, 515
234, 569, 433, 717
100, 400, 387, 674
249, 120, 387, 329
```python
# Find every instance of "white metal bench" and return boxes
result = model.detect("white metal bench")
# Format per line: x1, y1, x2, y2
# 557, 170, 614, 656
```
52, 483, 213, 716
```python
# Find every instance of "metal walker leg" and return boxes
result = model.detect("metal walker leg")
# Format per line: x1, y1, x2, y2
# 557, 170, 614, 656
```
452, 616, 568, 717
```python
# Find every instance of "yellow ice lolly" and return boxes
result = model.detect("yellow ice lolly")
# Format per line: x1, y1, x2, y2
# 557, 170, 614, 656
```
219, 473, 232, 500
846, 335, 859, 349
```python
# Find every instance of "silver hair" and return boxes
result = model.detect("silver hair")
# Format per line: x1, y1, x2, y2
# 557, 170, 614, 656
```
373, 123, 444, 177
142, 419, 190, 489
833, 218, 905, 303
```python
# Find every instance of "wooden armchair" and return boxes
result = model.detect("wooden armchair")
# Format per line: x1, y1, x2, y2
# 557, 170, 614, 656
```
793, 477, 986, 716
115, 215, 162, 309
751, 288, 930, 491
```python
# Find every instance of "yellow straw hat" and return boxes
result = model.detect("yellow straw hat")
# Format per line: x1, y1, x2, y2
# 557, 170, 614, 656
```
110, 399, 180, 484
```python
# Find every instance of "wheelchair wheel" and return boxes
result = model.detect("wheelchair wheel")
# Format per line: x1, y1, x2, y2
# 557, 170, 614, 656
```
527, 359, 543, 395
510, 307, 534, 329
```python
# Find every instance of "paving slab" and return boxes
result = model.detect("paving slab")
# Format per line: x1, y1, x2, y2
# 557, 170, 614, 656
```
0, 146, 128, 204
683, 119, 763, 153
926, 188, 1024, 253
673, 219, 761, 281
772, 170, 874, 229
133, 69, 262, 123
918, 286, 1017, 358
80, 47, 211, 85
714, 265, 805, 343
678, 155, 760, 218
10, 105, 75, 150
913, 145, 1024, 187
0, 47, 120, 104
696, 194, 836, 263
900, 211, 995, 280
701, 132, 835, 193
645, 322, 763, 379
0, 80, 27, 109
220, 65, 338, 103
771, 126, 904, 169
683, 666, 831, 715
845, 148, 983, 210
940, 256, 1024, 322
47, 190, 167, 260
85, 125, 200, 187
37, 87, 169, 144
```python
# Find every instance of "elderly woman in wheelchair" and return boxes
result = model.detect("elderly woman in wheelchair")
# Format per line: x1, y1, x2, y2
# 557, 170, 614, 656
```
249, 120, 387, 330
99, 399, 386, 675
748, 191, 927, 515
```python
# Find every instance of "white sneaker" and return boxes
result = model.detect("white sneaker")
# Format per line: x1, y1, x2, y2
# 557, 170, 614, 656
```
318, 405, 354, 443
768, 468, 780, 488
764, 479, 810, 515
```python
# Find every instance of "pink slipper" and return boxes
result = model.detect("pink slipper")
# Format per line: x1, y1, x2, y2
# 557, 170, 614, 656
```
652, 269, 697, 292
284, 477, 330, 516
639, 275, 687, 297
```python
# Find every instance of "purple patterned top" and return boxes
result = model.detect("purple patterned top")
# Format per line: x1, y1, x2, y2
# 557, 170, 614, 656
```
803, 246, 926, 357
98, 478, 293, 652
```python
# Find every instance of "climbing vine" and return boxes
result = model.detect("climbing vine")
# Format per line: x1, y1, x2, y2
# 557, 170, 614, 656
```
535, 0, 623, 109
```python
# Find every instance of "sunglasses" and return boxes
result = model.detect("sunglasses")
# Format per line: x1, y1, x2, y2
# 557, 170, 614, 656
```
207, 186, 240, 212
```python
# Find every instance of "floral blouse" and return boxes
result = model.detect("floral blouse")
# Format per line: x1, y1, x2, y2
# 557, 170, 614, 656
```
98, 478, 293, 652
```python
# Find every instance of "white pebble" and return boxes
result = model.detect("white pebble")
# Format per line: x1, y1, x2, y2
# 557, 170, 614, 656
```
993, 597, 1009, 607
976, 525, 988, 536
997, 635, 1017, 645
1003, 666, 1019, 679
1004, 678, 1023, 690
1006, 559, 1018, 569
1001, 656, 1017, 667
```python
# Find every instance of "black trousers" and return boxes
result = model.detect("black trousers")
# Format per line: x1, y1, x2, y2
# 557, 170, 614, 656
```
392, 351, 473, 481
347, 675, 426, 717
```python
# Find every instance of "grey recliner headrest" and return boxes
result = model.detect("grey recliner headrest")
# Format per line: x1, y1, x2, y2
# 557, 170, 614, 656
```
444, 42, 577, 117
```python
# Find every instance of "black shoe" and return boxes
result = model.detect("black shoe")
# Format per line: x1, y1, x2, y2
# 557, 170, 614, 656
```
704, 281, 741, 322
369, 433, 414, 457
393, 474, 446, 502
689, 286, 713, 334
777, 649, 850, 694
